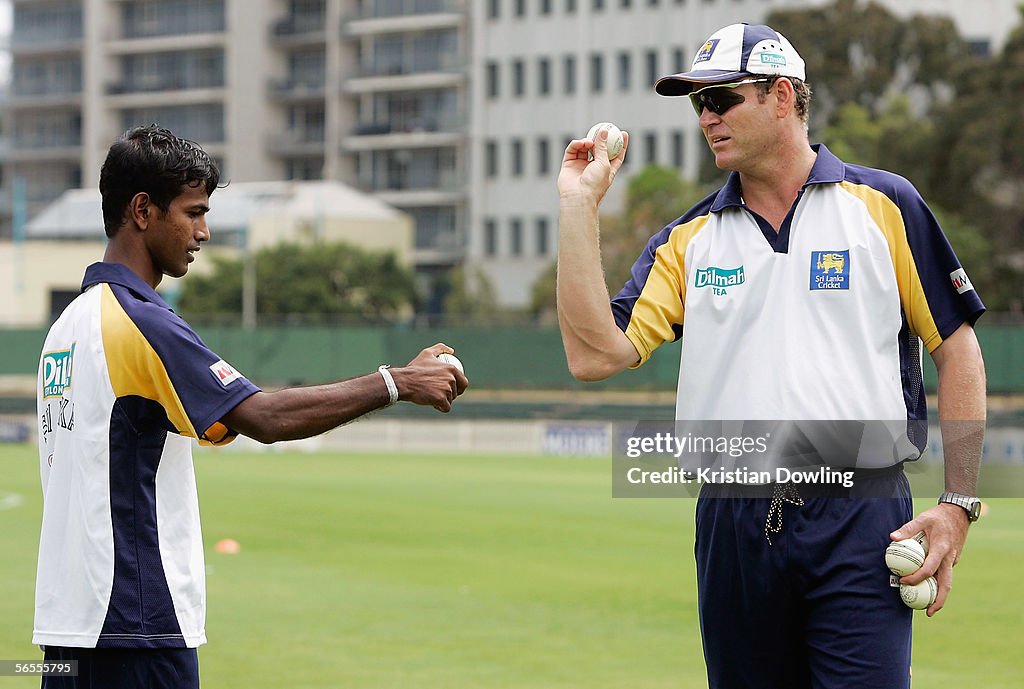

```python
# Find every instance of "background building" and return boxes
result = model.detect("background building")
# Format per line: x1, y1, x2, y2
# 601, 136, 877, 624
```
1, 179, 413, 326
1, 0, 1018, 316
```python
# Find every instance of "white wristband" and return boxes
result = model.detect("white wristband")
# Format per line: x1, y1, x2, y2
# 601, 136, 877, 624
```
378, 365, 399, 406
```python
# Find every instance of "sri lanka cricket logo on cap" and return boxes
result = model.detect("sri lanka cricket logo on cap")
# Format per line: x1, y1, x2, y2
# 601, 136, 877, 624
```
42, 344, 75, 399
694, 39, 720, 64
810, 250, 850, 290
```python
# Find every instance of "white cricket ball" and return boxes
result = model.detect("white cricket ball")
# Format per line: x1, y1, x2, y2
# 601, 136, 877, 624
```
885, 538, 926, 577
587, 122, 624, 160
437, 352, 464, 374
899, 576, 937, 610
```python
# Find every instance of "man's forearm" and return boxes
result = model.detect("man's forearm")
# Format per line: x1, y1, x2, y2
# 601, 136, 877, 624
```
556, 195, 637, 380
933, 326, 987, 494
225, 374, 391, 443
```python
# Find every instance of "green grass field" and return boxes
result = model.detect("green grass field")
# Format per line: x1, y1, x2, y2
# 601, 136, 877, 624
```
1, 443, 1021, 688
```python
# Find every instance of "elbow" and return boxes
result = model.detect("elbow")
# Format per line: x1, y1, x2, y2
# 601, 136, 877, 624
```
236, 417, 286, 445
248, 431, 279, 446
567, 358, 617, 382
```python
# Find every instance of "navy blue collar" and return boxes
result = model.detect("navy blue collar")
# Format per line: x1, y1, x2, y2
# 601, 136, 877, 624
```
82, 262, 173, 311
710, 143, 846, 213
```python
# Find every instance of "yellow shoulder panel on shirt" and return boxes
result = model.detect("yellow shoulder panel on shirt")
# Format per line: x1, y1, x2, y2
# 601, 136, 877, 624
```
625, 214, 711, 366
100, 284, 200, 439
838, 181, 943, 352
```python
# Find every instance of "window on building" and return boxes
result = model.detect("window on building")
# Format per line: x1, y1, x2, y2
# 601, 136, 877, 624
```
617, 51, 631, 92
590, 53, 603, 93
484, 219, 499, 256
486, 61, 500, 98
515, 0, 526, 16
538, 57, 551, 95
510, 218, 523, 256
513, 59, 526, 97
645, 49, 659, 87
566, 0, 577, 11
408, 206, 459, 252
968, 40, 991, 58
537, 138, 550, 175
486, 140, 499, 177
620, 0, 632, 7
564, 55, 576, 94
511, 139, 524, 176
121, 103, 225, 142
593, 0, 605, 10
535, 217, 550, 256
644, 132, 657, 164
672, 130, 684, 169
541, 0, 553, 13
286, 158, 323, 180
673, 47, 687, 72
489, 0, 501, 18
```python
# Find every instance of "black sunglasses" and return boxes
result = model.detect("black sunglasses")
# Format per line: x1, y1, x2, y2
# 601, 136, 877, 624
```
689, 78, 772, 116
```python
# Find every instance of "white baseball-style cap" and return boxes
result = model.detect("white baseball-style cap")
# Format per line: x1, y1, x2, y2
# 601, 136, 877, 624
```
655, 23, 806, 96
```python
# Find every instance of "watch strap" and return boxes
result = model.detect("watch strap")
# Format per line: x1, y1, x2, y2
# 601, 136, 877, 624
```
937, 491, 982, 522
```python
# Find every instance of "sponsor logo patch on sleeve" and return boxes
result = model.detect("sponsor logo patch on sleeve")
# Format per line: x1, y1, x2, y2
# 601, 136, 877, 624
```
210, 359, 243, 387
949, 268, 974, 294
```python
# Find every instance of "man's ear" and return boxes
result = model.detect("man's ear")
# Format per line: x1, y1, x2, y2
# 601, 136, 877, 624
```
129, 192, 152, 230
774, 78, 796, 119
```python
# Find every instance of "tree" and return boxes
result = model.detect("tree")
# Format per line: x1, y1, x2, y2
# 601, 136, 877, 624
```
530, 164, 710, 319
600, 165, 709, 295
177, 241, 417, 324
441, 265, 501, 322
529, 259, 558, 324
762, 0, 1021, 310
767, 0, 970, 128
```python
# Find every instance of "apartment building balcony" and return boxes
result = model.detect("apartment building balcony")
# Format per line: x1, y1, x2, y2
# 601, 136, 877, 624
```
106, 74, 225, 95
345, 0, 464, 35
344, 62, 465, 94
4, 135, 82, 163
270, 16, 327, 47
2, 91, 82, 110
343, 118, 464, 151
9, 35, 83, 57
267, 78, 326, 103
374, 188, 465, 207
105, 33, 227, 56
104, 86, 227, 109
266, 130, 327, 157
364, 167, 467, 206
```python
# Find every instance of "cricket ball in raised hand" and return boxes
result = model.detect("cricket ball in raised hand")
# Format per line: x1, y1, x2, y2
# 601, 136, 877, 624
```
587, 122, 624, 160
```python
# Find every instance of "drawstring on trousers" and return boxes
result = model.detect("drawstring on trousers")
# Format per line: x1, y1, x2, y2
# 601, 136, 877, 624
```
765, 483, 804, 546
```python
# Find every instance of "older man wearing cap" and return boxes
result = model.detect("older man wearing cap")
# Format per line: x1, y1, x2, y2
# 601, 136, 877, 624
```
556, 22, 986, 689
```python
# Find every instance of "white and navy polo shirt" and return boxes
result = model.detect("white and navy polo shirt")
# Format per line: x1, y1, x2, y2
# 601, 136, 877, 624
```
612, 145, 984, 458
35, 262, 259, 649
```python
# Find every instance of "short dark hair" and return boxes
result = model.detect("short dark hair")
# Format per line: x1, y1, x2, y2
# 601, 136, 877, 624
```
99, 125, 221, 238
755, 76, 812, 124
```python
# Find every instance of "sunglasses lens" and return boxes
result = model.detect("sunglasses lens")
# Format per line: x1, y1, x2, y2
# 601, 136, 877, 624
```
690, 89, 745, 116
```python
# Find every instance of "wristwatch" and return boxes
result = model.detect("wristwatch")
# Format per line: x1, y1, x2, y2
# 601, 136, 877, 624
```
937, 492, 982, 522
